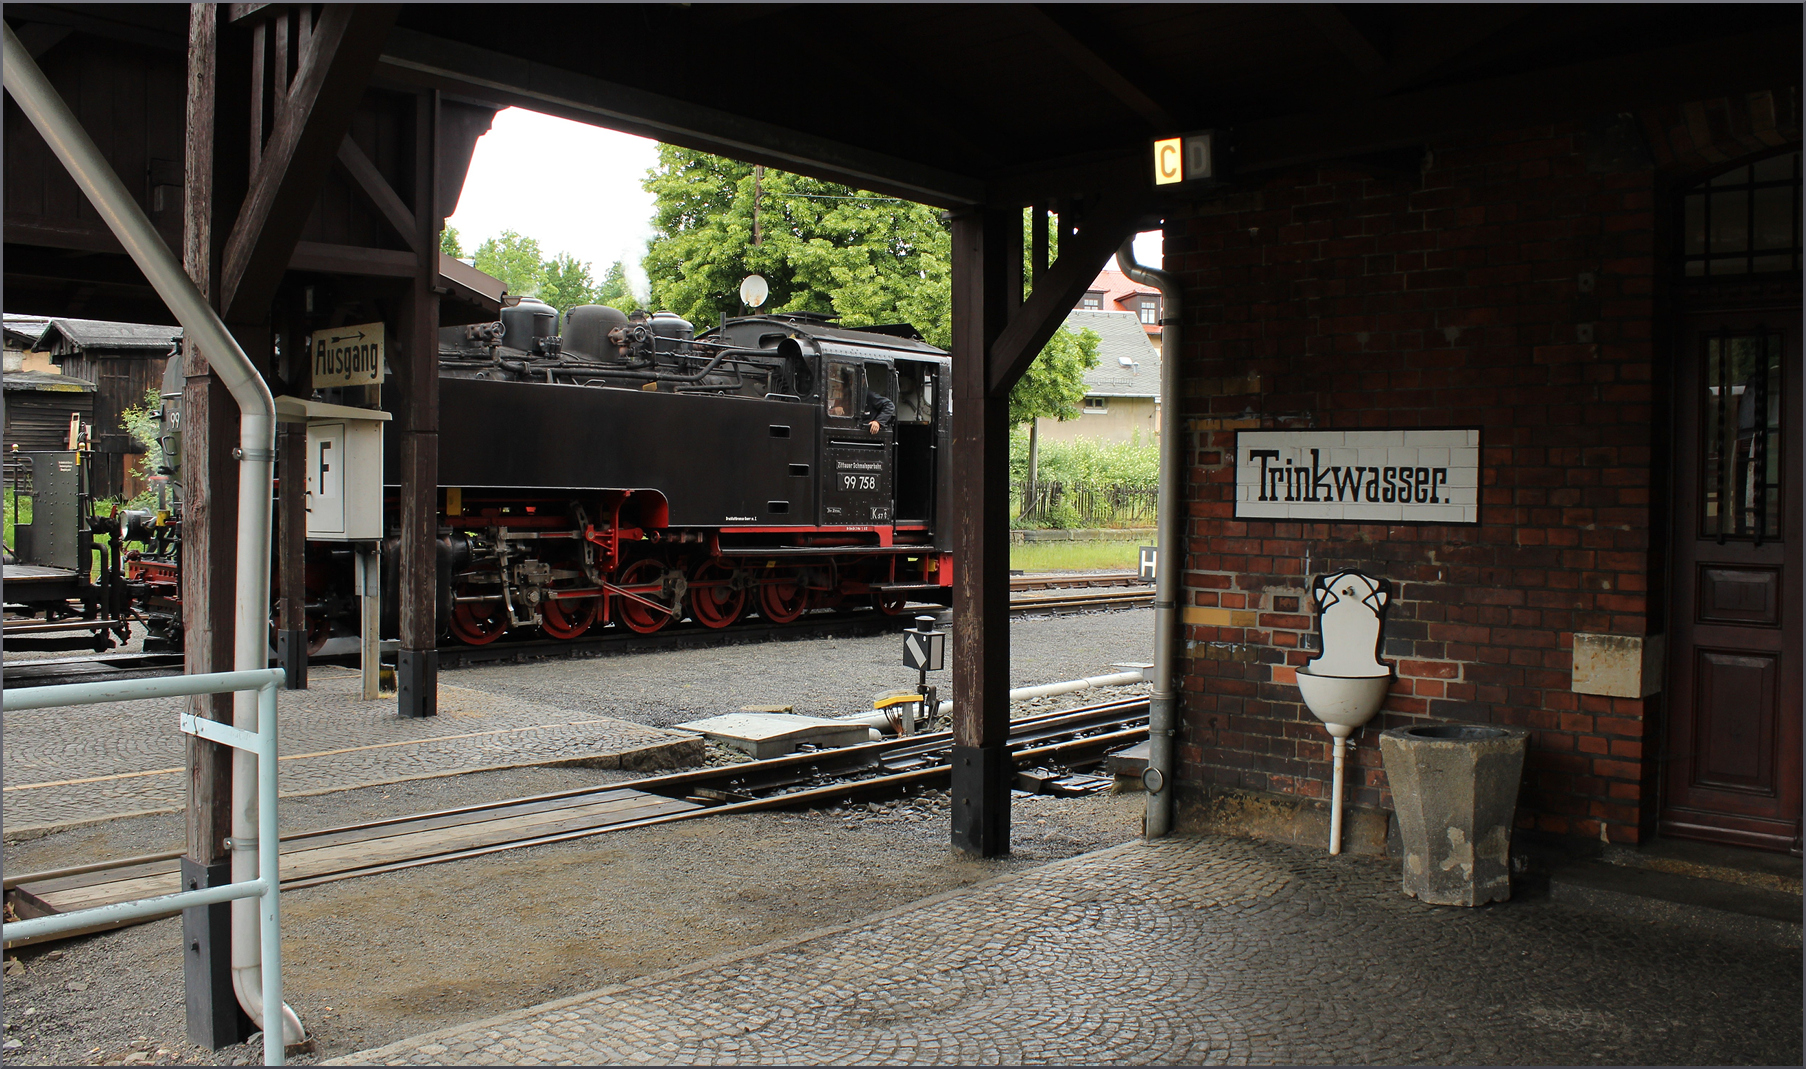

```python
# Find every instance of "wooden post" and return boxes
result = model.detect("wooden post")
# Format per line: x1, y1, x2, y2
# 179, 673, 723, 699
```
178, 2, 252, 1048
948, 207, 1018, 857
395, 90, 440, 717
276, 293, 309, 689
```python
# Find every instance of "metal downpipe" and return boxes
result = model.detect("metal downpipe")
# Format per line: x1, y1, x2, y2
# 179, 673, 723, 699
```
1116, 236, 1180, 839
2, 25, 305, 1047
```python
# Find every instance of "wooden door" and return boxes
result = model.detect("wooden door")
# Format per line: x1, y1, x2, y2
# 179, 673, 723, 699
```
1662, 311, 1802, 852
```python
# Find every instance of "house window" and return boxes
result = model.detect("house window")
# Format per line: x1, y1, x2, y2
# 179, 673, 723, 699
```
1080, 291, 1104, 310
1137, 296, 1160, 324
1083, 397, 1109, 413
1683, 150, 1801, 277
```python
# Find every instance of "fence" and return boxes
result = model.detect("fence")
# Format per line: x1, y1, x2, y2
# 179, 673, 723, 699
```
1, 669, 290, 1065
1011, 480, 1157, 529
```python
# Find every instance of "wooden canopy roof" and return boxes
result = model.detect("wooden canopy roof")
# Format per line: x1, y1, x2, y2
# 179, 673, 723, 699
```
5, 2, 1798, 220
371, 2, 1799, 206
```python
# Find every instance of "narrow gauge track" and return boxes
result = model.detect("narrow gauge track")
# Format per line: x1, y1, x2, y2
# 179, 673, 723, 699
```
3, 577, 1151, 687
3, 698, 1148, 948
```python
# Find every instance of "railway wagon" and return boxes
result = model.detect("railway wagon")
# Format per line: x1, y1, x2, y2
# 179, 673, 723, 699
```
333, 302, 958, 647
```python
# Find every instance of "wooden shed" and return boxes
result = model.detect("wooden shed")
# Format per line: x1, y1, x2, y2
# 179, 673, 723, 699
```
3, 368, 95, 479
32, 317, 180, 500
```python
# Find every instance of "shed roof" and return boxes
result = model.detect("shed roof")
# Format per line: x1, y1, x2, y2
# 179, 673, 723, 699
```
5, 370, 96, 393
33, 318, 183, 356
1066, 310, 1159, 400
3, 315, 53, 350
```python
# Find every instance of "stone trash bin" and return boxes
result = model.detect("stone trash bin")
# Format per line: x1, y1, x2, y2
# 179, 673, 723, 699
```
1378, 724, 1529, 906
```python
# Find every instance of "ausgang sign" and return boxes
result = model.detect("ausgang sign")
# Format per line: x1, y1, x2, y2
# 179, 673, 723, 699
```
1235, 429, 1481, 524
311, 321, 386, 388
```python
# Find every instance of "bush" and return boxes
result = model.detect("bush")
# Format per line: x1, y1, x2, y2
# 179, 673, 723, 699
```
1010, 428, 1158, 489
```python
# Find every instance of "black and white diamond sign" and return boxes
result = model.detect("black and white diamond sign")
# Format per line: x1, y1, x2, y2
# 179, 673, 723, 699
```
903, 624, 945, 671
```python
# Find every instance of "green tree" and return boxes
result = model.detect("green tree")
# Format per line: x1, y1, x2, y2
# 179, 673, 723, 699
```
1008, 324, 1101, 427
643, 146, 952, 343
642, 151, 1096, 425
539, 252, 597, 312
594, 261, 643, 312
473, 230, 547, 299
440, 226, 464, 259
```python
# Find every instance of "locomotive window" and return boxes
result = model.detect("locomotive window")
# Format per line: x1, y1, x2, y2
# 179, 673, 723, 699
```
895, 362, 931, 423
865, 363, 896, 407
827, 362, 860, 418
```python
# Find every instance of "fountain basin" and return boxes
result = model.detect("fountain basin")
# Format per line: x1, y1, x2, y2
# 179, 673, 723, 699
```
1294, 669, 1390, 738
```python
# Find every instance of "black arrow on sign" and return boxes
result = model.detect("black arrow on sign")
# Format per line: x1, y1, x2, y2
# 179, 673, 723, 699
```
328, 331, 368, 344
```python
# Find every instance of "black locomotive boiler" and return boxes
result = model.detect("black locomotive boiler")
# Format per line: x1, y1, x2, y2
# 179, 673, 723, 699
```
371, 301, 954, 645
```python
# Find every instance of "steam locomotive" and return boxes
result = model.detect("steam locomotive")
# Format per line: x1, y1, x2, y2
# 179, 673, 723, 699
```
132, 300, 956, 650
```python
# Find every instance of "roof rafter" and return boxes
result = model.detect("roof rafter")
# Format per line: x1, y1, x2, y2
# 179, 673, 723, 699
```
1013, 4, 1177, 131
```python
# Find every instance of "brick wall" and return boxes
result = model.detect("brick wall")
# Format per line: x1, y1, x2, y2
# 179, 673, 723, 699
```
1165, 121, 1662, 844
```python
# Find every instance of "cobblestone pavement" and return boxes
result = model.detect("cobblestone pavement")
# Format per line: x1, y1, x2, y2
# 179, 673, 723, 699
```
2, 667, 695, 832
336, 835, 1801, 1067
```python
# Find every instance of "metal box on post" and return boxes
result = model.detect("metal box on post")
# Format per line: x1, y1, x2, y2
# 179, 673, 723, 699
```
274, 396, 390, 541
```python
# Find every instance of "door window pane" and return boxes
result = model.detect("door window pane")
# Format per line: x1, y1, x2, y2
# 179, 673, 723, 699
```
1681, 151, 1800, 277
1702, 333, 1784, 541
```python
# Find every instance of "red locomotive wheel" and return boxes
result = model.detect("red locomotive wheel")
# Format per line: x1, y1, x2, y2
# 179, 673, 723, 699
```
875, 591, 909, 616
689, 559, 745, 629
615, 559, 676, 634
541, 596, 599, 640
759, 573, 809, 624
450, 601, 508, 645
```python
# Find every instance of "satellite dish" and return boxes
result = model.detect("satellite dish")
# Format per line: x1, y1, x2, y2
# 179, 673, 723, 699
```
739, 273, 770, 308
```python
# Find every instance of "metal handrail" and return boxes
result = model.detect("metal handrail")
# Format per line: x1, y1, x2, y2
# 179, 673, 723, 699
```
2, 668, 289, 1065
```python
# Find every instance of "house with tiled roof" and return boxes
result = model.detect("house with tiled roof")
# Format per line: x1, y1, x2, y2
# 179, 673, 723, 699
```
1077, 267, 1162, 355
1033, 309, 1161, 447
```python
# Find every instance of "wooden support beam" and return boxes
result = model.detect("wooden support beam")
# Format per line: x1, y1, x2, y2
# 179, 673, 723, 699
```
1014, 4, 1176, 130
179, 6, 248, 1046
948, 207, 1019, 859
1304, 4, 1388, 76
220, 3, 398, 321
335, 134, 419, 252
376, 26, 984, 209
985, 191, 1149, 397
396, 90, 440, 718
289, 240, 417, 277
275, 286, 309, 690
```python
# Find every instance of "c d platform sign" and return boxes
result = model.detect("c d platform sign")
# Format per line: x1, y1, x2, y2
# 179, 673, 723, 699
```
311, 322, 386, 388
1154, 131, 1216, 186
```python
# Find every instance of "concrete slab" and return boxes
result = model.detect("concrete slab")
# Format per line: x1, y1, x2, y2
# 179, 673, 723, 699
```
675, 712, 875, 759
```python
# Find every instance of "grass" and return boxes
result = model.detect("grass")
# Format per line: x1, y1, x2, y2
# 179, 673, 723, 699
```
4, 488, 29, 553
1010, 540, 1144, 573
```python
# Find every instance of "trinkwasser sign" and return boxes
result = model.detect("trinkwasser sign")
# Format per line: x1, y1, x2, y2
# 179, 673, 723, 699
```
1235, 429, 1480, 524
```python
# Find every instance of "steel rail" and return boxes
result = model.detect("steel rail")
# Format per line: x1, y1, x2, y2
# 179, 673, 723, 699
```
7, 700, 1148, 923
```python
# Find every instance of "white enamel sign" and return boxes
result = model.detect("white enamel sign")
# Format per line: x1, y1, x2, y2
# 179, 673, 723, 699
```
311, 321, 386, 388
1235, 429, 1480, 524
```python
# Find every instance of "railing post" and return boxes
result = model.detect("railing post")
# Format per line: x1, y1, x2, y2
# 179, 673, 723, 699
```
258, 680, 284, 1065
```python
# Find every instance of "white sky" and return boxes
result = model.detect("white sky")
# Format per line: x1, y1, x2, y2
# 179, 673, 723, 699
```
445, 107, 1161, 303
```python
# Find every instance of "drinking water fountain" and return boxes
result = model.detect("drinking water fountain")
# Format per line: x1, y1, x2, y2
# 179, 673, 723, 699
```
1294, 570, 1393, 854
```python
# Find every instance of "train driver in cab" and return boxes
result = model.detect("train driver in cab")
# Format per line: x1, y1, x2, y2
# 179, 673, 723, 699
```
861, 388, 895, 435
827, 361, 895, 434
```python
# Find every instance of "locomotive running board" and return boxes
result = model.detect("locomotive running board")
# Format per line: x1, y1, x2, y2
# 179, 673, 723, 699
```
713, 545, 928, 556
